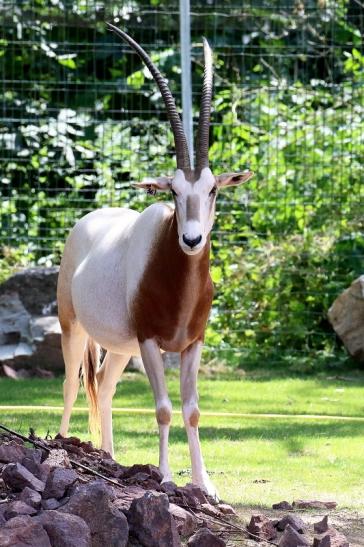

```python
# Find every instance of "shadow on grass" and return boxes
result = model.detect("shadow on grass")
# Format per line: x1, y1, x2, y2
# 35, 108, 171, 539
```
2, 372, 364, 405
0, 377, 155, 407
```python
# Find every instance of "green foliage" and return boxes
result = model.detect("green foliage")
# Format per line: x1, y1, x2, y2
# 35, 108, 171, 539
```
0, 1, 363, 370
0, 246, 33, 284
208, 227, 364, 371
206, 71, 364, 370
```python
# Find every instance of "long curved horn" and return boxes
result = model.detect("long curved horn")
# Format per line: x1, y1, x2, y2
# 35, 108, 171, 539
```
107, 23, 191, 173
196, 38, 213, 173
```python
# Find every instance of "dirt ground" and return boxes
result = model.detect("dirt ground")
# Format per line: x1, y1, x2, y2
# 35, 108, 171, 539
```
231, 507, 364, 546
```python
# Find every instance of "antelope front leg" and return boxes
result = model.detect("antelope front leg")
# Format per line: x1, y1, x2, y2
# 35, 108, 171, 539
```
139, 339, 173, 482
180, 340, 218, 499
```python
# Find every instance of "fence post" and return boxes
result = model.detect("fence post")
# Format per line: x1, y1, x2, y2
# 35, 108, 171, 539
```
179, 0, 194, 166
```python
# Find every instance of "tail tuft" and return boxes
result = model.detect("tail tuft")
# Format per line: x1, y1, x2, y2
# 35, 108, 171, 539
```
83, 338, 100, 441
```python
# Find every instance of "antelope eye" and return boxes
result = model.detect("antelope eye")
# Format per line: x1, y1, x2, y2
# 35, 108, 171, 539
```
170, 188, 177, 197
209, 185, 217, 197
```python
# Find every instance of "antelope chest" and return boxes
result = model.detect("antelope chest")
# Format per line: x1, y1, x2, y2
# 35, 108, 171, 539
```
130, 222, 213, 352
132, 276, 213, 352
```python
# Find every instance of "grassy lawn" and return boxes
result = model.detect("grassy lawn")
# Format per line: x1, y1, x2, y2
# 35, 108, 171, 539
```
0, 371, 363, 510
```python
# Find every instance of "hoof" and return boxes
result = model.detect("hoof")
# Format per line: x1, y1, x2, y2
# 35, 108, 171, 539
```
160, 468, 173, 484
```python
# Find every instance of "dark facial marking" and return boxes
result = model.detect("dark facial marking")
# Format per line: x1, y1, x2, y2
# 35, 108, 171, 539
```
186, 194, 200, 222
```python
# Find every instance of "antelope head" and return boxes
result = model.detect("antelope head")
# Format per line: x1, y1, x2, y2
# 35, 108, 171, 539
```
107, 24, 254, 255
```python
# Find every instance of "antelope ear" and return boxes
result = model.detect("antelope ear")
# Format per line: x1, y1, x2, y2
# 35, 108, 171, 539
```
133, 176, 173, 194
216, 170, 254, 188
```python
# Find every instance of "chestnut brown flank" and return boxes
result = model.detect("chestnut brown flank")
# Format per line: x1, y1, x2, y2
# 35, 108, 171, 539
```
132, 210, 214, 352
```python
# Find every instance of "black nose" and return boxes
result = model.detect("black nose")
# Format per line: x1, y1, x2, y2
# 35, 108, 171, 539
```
183, 234, 202, 249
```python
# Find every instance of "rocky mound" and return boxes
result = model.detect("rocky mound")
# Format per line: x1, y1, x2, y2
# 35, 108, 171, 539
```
0, 429, 235, 546
0, 429, 349, 546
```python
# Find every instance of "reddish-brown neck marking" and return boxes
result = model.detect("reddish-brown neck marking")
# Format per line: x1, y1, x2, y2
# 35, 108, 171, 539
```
132, 210, 214, 352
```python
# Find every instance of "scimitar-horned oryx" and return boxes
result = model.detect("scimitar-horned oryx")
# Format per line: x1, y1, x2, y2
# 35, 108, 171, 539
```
57, 23, 253, 497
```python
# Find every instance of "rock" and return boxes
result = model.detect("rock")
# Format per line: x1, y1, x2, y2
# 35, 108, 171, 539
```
218, 502, 237, 515
176, 483, 207, 507
122, 463, 163, 483
169, 503, 198, 536
0, 268, 64, 373
126, 353, 180, 373
19, 486, 42, 508
0, 291, 31, 347
43, 448, 71, 468
2, 462, 45, 492
4, 514, 33, 528
184, 483, 208, 503
21, 455, 50, 484
187, 527, 226, 546
313, 528, 349, 547
2, 364, 31, 378
33, 367, 55, 378
29, 315, 63, 371
272, 500, 294, 510
328, 275, 364, 362
0, 267, 59, 316
43, 467, 78, 499
160, 481, 178, 495
0, 362, 51, 379
60, 480, 128, 547
276, 514, 306, 533
0, 441, 27, 463
0, 290, 34, 371
55, 435, 81, 446
0, 515, 51, 547
126, 356, 145, 374
200, 502, 221, 518
279, 524, 310, 546
128, 491, 181, 547
3, 500, 37, 519
98, 458, 127, 479
314, 516, 329, 534
79, 441, 95, 454
24, 446, 43, 462
35, 510, 91, 547
162, 352, 180, 369
205, 492, 219, 506
113, 484, 146, 513
125, 471, 161, 490
247, 514, 277, 541
293, 500, 337, 510
21, 448, 43, 469
42, 497, 62, 510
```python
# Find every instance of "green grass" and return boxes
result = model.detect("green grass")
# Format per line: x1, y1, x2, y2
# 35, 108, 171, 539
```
1, 372, 364, 416
1, 372, 364, 510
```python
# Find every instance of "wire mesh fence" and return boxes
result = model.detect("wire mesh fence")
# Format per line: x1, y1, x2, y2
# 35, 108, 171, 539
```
1, 1, 363, 369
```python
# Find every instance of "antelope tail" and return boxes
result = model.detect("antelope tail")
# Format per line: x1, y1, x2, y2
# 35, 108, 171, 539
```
83, 337, 101, 440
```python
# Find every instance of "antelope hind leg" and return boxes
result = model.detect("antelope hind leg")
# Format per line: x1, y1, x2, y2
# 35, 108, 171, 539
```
59, 321, 87, 437
97, 351, 130, 457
